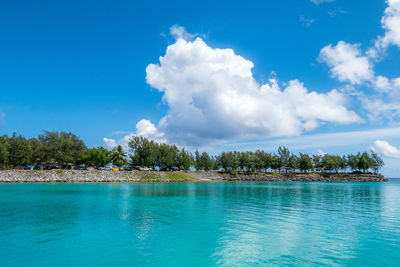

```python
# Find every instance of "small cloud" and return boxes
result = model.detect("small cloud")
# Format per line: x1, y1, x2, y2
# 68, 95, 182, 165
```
317, 149, 327, 156
318, 41, 374, 85
328, 8, 347, 17
170, 25, 196, 41
371, 140, 400, 158
310, 0, 334, 5
299, 16, 315, 28
103, 138, 118, 149
103, 119, 166, 150
111, 130, 131, 135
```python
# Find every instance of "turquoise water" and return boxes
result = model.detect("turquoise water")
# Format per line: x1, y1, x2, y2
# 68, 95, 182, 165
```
1, 181, 400, 266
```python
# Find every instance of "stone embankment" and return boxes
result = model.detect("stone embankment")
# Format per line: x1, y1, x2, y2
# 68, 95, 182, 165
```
221, 173, 388, 182
0, 170, 388, 183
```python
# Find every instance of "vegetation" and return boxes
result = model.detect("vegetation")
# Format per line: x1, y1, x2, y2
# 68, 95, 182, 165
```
165, 172, 195, 181
0, 132, 385, 175
81, 147, 111, 167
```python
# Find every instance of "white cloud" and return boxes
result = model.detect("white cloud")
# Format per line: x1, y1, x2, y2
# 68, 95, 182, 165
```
372, 0, 400, 54
328, 8, 347, 17
169, 25, 196, 41
318, 41, 374, 84
299, 16, 315, 28
103, 119, 165, 150
360, 76, 400, 120
135, 119, 166, 142
317, 149, 327, 156
310, 0, 334, 5
371, 140, 400, 158
317, 38, 400, 121
103, 138, 118, 149
144, 36, 361, 146
374, 75, 400, 93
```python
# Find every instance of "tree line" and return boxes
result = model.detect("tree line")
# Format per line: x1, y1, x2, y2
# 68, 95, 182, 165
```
0, 131, 126, 169
0, 132, 384, 174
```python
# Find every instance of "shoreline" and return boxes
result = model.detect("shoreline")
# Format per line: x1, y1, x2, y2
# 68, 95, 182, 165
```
0, 170, 388, 183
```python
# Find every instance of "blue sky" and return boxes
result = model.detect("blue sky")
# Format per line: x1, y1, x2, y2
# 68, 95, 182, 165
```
1, 0, 400, 176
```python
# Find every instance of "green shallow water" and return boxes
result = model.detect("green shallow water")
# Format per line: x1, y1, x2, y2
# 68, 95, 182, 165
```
1, 181, 400, 266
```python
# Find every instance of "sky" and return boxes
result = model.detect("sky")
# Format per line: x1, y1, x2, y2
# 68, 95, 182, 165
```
1, 0, 400, 176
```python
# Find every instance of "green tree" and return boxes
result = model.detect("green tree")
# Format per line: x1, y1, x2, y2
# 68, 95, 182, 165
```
370, 150, 384, 174
111, 145, 128, 167
239, 152, 250, 171
358, 152, 372, 172
177, 148, 193, 170
38, 131, 86, 167
82, 147, 111, 167
298, 153, 312, 172
157, 143, 178, 169
29, 137, 43, 165
129, 136, 157, 168
0, 135, 10, 169
278, 146, 290, 169
287, 154, 299, 171
347, 153, 360, 172
8, 133, 33, 167
271, 155, 280, 171
200, 152, 213, 171
194, 150, 202, 170
312, 155, 323, 170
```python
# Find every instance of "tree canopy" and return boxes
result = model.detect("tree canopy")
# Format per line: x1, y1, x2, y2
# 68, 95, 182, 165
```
0, 133, 385, 174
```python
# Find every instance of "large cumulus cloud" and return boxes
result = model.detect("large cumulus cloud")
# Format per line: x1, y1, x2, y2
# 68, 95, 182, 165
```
142, 37, 360, 146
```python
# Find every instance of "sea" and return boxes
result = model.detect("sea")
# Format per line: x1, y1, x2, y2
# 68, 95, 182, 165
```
1, 180, 400, 266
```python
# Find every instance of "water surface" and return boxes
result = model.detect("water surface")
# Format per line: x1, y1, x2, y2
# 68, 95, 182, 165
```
1, 181, 400, 266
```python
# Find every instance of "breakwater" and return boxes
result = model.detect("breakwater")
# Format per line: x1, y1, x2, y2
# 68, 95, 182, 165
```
0, 170, 388, 183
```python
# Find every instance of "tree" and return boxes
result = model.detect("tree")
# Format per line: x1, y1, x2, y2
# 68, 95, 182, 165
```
312, 155, 323, 170
370, 150, 384, 174
216, 151, 239, 172
129, 136, 157, 168
177, 148, 193, 170
38, 131, 86, 167
358, 152, 372, 172
200, 152, 213, 171
194, 150, 202, 170
271, 155, 280, 172
0, 135, 10, 169
111, 145, 128, 167
260, 152, 272, 172
156, 143, 178, 169
298, 153, 312, 172
8, 133, 33, 167
29, 138, 43, 164
347, 153, 360, 172
278, 146, 290, 169
287, 154, 299, 172
239, 152, 250, 171
82, 147, 111, 167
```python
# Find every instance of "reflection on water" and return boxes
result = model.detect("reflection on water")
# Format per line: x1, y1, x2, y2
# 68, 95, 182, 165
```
1, 181, 400, 266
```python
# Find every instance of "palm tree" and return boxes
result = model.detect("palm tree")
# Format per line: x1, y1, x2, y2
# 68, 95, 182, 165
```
111, 145, 127, 167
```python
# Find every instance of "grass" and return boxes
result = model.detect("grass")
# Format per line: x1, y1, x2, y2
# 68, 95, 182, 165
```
138, 171, 195, 181
139, 172, 162, 180
165, 172, 195, 181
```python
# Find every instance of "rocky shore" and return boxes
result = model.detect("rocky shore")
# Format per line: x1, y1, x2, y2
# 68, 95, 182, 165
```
0, 170, 388, 183
221, 172, 388, 182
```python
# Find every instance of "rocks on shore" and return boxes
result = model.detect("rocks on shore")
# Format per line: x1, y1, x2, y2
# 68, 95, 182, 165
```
0, 170, 388, 183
